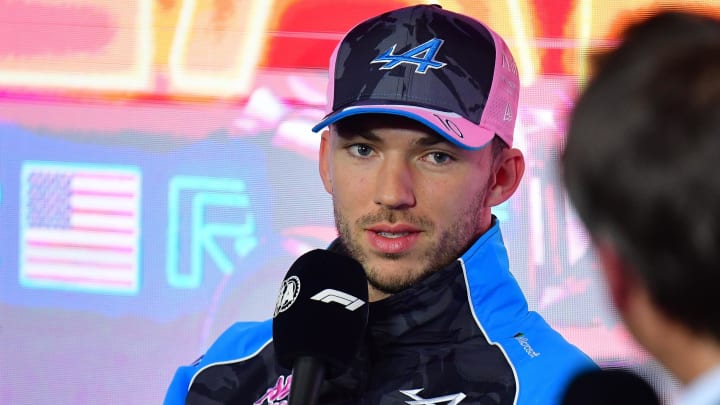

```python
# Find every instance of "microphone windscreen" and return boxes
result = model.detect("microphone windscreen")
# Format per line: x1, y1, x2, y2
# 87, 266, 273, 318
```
272, 249, 368, 377
561, 368, 660, 405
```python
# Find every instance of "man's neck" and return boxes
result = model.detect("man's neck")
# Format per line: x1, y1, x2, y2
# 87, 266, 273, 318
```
368, 285, 390, 302
636, 303, 720, 384
626, 287, 720, 384
660, 329, 720, 385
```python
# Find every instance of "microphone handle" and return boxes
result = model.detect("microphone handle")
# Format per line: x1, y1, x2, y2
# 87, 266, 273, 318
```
289, 356, 325, 405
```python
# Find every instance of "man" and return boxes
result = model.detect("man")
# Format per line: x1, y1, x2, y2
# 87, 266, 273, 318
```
166, 5, 595, 404
561, 10, 720, 405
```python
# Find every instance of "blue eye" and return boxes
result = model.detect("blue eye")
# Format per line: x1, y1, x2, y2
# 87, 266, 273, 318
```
349, 144, 373, 157
427, 152, 452, 165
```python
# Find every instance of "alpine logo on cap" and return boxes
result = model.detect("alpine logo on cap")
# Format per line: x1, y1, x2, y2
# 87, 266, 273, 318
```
371, 38, 447, 74
503, 103, 513, 122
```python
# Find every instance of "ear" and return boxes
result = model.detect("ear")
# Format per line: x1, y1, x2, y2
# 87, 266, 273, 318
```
485, 148, 525, 207
595, 237, 633, 312
318, 129, 333, 194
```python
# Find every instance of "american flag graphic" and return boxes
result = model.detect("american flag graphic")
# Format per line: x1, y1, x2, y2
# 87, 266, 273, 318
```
20, 162, 141, 294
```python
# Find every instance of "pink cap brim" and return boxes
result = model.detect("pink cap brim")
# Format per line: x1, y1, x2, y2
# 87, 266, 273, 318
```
311, 104, 496, 150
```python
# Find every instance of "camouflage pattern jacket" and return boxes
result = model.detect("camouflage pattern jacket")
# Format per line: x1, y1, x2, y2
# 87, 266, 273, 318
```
164, 220, 596, 404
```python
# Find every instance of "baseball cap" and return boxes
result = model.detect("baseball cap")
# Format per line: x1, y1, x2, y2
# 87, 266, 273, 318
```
311, 4, 520, 149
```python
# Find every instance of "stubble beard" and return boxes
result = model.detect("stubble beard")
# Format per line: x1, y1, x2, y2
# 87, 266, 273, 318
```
333, 190, 487, 296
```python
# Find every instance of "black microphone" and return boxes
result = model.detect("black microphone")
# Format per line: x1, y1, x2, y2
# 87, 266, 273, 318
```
561, 368, 661, 405
272, 249, 369, 405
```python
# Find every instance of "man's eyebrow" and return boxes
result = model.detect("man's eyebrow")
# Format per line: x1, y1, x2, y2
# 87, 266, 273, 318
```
335, 128, 381, 142
414, 134, 448, 147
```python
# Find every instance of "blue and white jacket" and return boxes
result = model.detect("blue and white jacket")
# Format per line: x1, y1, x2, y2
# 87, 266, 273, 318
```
165, 221, 596, 404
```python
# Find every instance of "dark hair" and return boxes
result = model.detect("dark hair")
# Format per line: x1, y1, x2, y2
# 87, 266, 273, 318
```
562, 11, 720, 340
490, 136, 509, 163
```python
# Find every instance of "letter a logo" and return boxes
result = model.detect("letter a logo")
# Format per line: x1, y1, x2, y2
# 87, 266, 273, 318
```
371, 38, 447, 74
399, 388, 467, 405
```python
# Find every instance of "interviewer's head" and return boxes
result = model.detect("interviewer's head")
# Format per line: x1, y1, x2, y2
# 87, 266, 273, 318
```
562, 10, 720, 383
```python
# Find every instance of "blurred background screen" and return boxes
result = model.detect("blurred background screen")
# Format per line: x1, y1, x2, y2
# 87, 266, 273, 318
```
1, 0, 716, 403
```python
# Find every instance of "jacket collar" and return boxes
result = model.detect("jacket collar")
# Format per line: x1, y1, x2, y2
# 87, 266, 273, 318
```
327, 218, 526, 346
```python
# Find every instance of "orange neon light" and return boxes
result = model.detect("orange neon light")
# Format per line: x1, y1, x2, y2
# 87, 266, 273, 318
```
438, 0, 538, 85
569, 0, 720, 82
168, 0, 274, 97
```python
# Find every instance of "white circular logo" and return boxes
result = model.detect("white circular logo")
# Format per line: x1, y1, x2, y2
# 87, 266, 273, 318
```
273, 276, 300, 318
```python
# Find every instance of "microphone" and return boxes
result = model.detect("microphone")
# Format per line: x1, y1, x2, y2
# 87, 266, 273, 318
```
272, 249, 369, 405
561, 368, 661, 405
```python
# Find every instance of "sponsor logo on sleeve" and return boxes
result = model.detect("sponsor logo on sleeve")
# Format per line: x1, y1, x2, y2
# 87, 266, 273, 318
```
513, 332, 541, 358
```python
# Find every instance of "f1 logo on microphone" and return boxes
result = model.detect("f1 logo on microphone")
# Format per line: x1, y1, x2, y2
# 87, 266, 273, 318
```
310, 289, 365, 311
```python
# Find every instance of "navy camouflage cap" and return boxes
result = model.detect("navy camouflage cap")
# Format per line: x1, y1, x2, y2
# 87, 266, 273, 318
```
311, 4, 520, 149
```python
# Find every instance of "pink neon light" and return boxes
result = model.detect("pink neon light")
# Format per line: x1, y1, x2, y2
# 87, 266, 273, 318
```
26, 240, 135, 253
72, 190, 136, 199
71, 226, 135, 234
71, 207, 135, 217
281, 225, 337, 242
26, 257, 134, 271
73, 172, 137, 181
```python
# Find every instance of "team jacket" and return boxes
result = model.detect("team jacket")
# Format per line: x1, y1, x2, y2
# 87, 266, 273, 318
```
165, 221, 597, 404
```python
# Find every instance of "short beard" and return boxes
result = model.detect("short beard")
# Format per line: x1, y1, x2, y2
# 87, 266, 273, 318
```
333, 189, 488, 295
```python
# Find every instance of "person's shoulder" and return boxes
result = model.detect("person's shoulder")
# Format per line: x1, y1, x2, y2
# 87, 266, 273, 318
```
175, 319, 274, 371
163, 319, 274, 405
180, 319, 275, 389
505, 312, 597, 404
516, 311, 595, 363
202, 318, 274, 364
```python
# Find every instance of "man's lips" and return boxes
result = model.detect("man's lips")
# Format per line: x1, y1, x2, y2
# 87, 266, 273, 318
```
365, 224, 421, 254
367, 223, 421, 233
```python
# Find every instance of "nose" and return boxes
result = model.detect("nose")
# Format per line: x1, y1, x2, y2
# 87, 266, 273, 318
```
373, 157, 416, 209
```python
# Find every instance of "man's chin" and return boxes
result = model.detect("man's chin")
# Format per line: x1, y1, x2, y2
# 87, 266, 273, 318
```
365, 268, 428, 296
367, 279, 411, 296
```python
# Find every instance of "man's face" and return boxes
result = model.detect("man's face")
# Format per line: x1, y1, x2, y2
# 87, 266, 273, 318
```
319, 115, 500, 301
